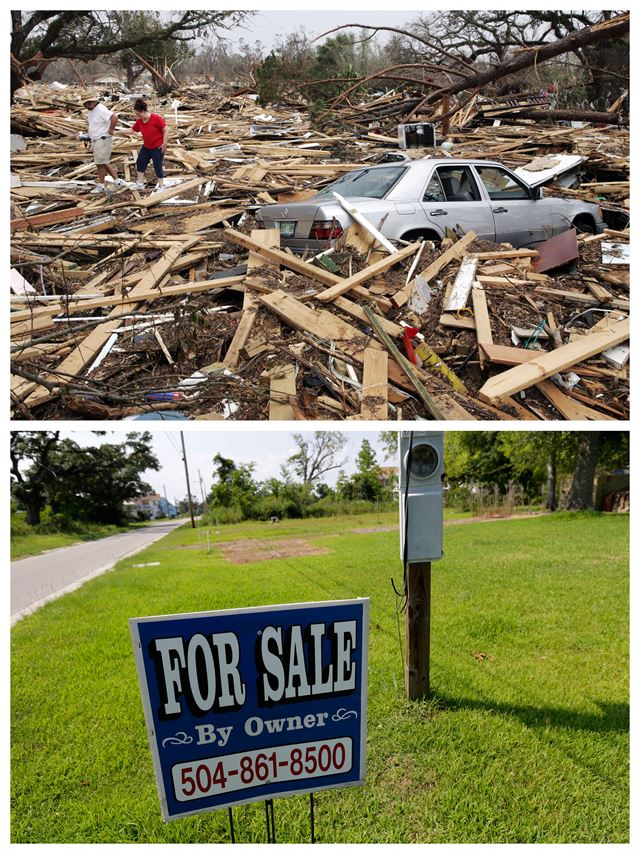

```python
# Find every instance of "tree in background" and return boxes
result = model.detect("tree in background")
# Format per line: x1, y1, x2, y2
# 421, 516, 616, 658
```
10, 10, 252, 97
285, 432, 348, 485
379, 431, 399, 461
10, 432, 159, 526
47, 433, 159, 525
208, 453, 258, 519
445, 431, 628, 512
345, 439, 385, 501
114, 11, 193, 91
10, 431, 60, 525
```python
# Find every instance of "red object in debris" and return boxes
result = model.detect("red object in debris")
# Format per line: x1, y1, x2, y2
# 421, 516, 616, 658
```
309, 221, 344, 240
403, 325, 420, 364
531, 227, 579, 273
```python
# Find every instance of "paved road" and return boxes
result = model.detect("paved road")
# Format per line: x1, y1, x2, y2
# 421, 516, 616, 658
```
11, 519, 185, 624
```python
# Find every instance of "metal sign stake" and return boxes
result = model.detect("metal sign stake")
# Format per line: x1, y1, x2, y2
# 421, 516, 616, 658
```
228, 807, 235, 843
310, 792, 315, 843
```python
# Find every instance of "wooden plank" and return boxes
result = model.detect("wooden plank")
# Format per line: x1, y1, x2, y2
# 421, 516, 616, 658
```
223, 229, 280, 370
11, 206, 86, 231
439, 313, 476, 331
269, 364, 297, 420
10, 275, 246, 329
154, 328, 174, 364
471, 248, 538, 260
536, 286, 629, 311
315, 241, 420, 303
584, 280, 613, 303
392, 231, 476, 308
361, 349, 388, 419
333, 296, 404, 337
20, 237, 200, 407
331, 191, 396, 253
478, 319, 630, 403
136, 177, 207, 208
471, 285, 492, 369
362, 305, 446, 420
225, 228, 340, 286
537, 379, 616, 420
444, 255, 478, 311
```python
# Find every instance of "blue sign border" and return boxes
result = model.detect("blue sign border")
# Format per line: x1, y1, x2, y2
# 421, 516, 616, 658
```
129, 599, 369, 821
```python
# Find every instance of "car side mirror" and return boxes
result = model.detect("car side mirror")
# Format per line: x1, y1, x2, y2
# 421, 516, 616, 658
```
531, 186, 544, 200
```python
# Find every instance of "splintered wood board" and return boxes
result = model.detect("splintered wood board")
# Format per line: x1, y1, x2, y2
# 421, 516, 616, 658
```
392, 230, 476, 307
536, 379, 616, 420
361, 349, 388, 419
445, 255, 478, 311
478, 319, 629, 402
223, 228, 280, 370
269, 364, 297, 420
316, 241, 419, 302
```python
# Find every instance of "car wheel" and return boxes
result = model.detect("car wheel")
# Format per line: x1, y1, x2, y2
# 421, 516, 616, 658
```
401, 229, 442, 245
572, 215, 596, 235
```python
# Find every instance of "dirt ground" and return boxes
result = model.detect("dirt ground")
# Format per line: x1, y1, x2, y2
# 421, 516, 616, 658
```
216, 537, 332, 564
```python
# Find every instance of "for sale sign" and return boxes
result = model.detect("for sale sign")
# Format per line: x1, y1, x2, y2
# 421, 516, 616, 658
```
129, 599, 369, 821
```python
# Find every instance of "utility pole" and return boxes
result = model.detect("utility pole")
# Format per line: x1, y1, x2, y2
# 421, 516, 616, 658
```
198, 469, 207, 513
180, 431, 196, 529
162, 483, 170, 518
405, 561, 431, 699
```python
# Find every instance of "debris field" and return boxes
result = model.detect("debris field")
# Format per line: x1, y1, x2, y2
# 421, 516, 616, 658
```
10, 83, 629, 421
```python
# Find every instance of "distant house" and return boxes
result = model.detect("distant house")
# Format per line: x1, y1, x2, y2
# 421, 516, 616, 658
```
595, 469, 630, 512
378, 466, 399, 493
124, 494, 177, 521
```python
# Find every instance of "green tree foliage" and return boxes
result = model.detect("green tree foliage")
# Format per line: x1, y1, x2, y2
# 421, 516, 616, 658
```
379, 431, 399, 461
10, 432, 60, 526
348, 439, 385, 501
114, 11, 192, 90
445, 431, 628, 511
11, 10, 251, 96
10, 432, 159, 526
208, 453, 258, 519
285, 432, 348, 485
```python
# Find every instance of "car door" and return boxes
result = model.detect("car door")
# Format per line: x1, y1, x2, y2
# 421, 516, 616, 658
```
419, 165, 496, 242
473, 165, 554, 247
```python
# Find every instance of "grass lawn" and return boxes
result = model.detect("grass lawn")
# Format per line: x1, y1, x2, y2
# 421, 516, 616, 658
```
11, 511, 629, 843
11, 522, 148, 560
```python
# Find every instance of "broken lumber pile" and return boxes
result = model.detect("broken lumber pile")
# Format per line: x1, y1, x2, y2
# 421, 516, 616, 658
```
10, 80, 630, 421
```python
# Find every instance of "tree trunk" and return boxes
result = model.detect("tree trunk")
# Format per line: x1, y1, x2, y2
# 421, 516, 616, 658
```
545, 451, 558, 511
497, 108, 624, 125
422, 13, 629, 106
561, 432, 601, 510
24, 499, 42, 526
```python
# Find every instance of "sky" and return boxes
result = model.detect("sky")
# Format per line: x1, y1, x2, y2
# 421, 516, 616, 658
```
66, 428, 395, 505
222, 10, 421, 52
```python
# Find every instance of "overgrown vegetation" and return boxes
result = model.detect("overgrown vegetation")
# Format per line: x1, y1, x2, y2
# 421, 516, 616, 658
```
204, 434, 396, 524
10, 431, 158, 527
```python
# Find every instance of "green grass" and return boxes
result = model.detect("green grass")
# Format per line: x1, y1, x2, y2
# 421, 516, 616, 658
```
11, 522, 148, 560
11, 511, 629, 843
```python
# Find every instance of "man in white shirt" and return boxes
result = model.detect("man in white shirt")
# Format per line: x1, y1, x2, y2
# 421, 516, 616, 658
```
81, 91, 126, 192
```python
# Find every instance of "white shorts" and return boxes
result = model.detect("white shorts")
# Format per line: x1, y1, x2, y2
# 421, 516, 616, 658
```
92, 136, 113, 165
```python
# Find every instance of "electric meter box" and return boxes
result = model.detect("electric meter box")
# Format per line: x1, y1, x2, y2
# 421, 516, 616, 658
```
397, 122, 436, 149
399, 431, 445, 562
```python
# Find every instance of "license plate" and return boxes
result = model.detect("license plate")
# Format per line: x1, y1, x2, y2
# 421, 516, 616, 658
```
277, 221, 296, 237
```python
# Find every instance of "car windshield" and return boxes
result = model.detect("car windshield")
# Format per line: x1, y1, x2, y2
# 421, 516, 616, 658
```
314, 166, 406, 200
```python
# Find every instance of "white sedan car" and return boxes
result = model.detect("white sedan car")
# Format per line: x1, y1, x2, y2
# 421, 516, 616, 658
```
256, 158, 604, 252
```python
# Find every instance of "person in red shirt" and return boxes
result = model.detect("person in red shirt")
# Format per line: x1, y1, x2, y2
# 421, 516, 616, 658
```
121, 99, 169, 190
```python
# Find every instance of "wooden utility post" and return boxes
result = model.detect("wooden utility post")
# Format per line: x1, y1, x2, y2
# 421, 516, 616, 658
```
404, 561, 432, 699
180, 431, 196, 529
